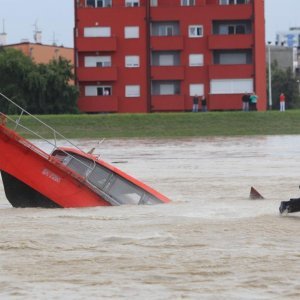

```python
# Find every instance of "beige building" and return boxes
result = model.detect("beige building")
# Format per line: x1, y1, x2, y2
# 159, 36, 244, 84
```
3, 42, 74, 65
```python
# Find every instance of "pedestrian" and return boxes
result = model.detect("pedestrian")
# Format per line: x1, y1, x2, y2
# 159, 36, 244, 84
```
242, 92, 249, 111
249, 92, 258, 111
279, 92, 285, 112
201, 97, 207, 112
192, 94, 199, 112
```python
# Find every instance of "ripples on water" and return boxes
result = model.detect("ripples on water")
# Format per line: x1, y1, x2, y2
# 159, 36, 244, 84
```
1, 136, 300, 299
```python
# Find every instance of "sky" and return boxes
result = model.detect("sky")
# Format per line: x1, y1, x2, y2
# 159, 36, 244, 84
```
0, 0, 299, 47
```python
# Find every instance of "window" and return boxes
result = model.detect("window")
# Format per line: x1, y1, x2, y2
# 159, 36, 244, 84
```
181, 0, 195, 6
214, 50, 252, 65
84, 27, 111, 37
219, 0, 250, 4
87, 0, 112, 7
88, 165, 112, 189
210, 79, 253, 94
151, 22, 180, 37
220, 24, 246, 35
98, 86, 112, 96
125, 26, 139, 38
125, 56, 140, 67
85, 85, 112, 96
189, 25, 203, 38
125, 0, 139, 7
125, 85, 140, 97
107, 176, 143, 205
152, 51, 180, 66
97, 0, 112, 7
213, 21, 251, 35
84, 56, 111, 67
150, 0, 158, 6
189, 84, 204, 96
189, 54, 204, 66
152, 81, 180, 95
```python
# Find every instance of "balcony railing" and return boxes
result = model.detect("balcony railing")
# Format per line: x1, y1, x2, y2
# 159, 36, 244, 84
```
151, 36, 184, 50
208, 34, 253, 50
77, 66, 118, 81
76, 37, 117, 52
151, 66, 185, 80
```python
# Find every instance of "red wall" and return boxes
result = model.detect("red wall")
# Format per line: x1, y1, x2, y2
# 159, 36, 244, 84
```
75, 0, 266, 113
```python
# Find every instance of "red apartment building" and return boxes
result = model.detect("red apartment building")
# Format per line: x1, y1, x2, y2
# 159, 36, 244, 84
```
74, 0, 266, 113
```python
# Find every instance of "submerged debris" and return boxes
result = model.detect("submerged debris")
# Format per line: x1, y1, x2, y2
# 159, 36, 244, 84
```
249, 186, 264, 200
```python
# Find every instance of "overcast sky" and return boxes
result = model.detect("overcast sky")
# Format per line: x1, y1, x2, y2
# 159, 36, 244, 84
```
0, 0, 299, 47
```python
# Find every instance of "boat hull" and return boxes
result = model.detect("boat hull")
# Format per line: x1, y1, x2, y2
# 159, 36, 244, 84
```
1, 171, 61, 208
0, 125, 111, 208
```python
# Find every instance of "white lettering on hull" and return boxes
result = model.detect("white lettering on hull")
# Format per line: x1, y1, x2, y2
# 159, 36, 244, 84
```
42, 168, 61, 183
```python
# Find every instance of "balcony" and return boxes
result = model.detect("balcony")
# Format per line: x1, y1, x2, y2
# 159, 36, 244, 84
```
209, 64, 253, 79
151, 95, 185, 111
77, 96, 118, 113
208, 34, 253, 50
209, 94, 242, 111
151, 36, 184, 51
151, 66, 185, 80
76, 37, 117, 52
77, 66, 118, 81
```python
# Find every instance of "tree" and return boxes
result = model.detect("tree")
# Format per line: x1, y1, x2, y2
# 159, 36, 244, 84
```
267, 60, 300, 109
0, 48, 78, 114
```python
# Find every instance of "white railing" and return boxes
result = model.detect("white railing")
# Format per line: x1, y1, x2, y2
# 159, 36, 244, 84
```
0, 92, 96, 174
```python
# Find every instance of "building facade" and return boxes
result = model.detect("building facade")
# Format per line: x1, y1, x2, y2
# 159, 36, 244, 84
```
74, 0, 266, 113
3, 42, 74, 65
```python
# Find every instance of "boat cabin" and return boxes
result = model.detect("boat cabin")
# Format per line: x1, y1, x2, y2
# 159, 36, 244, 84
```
52, 149, 165, 205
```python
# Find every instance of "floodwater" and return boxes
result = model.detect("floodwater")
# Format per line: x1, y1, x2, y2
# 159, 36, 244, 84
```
1, 136, 300, 299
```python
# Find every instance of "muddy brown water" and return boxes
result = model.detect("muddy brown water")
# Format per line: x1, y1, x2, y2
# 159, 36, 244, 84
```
1, 136, 300, 299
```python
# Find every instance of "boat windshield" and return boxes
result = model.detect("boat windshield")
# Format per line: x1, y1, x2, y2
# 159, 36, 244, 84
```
52, 150, 163, 205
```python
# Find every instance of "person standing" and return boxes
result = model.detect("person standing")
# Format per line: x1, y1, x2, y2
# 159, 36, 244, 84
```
279, 92, 286, 112
201, 97, 207, 112
192, 95, 199, 112
249, 92, 258, 111
242, 93, 249, 111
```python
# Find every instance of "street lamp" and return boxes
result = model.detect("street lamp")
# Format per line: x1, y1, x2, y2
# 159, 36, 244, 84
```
267, 41, 272, 110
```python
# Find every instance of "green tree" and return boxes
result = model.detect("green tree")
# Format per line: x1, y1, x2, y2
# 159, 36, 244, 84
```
267, 60, 300, 109
0, 47, 78, 114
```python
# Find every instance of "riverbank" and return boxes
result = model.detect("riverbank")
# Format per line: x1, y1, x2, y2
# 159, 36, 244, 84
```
10, 110, 300, 139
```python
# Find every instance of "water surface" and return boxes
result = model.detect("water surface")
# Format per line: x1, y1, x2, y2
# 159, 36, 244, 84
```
1, 136, 300, 299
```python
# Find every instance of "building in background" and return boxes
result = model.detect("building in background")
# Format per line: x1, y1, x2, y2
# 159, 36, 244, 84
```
276, 27, 300, 48
3, 42, 74, 65
1, 27, 74, 65
266, 45, 298, 73
74, 0, 266, 113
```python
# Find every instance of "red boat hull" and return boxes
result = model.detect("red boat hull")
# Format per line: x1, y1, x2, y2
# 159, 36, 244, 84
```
0, 124, 111, 208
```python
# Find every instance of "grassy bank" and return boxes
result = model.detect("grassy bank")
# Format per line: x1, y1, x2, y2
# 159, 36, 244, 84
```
8, 110, 300, 139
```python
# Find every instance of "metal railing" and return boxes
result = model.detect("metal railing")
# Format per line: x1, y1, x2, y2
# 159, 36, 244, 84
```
0, 92, 97, 175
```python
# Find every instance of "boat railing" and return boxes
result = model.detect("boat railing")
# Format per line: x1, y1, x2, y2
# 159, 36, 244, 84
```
0, 92, 96, 175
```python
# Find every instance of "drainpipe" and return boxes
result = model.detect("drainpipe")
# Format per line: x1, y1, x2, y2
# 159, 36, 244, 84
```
145, 0, 152, 112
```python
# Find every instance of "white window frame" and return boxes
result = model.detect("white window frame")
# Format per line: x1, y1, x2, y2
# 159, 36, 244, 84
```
188, 25, 203, 38
189, 84, 204, 97
84, 56, 111, 67
125, 85, 140, 97
125, 0, 140, 7
86, 0, 112, 7
84, 27, 111, 37
210, 79, 253, 94
181, 0, 195, 6
125, 26, 139, 39
189, 54, 204, 67
85, 85, 112, 96
150, 0, 158, 6
125, 56, 140, 68
219, 0, 250, 4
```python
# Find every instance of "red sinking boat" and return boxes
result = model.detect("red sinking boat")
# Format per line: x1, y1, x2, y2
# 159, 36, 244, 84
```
0, 93, 171, 208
